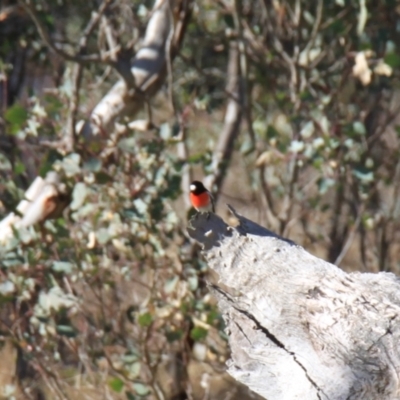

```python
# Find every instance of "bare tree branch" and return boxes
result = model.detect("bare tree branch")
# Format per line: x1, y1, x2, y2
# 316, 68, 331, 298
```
80, 0, 193, 141
18, 0, 114, 64
205, 40, 243, 199
65, 0, 116, 151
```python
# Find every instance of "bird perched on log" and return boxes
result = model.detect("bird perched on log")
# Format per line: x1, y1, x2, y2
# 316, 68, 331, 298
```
189, 181, 214, 213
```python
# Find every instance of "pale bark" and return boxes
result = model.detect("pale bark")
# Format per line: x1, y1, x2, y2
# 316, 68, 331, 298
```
0, 172, 68, 242
188, 207, 400, 400
80, 0, 189, 140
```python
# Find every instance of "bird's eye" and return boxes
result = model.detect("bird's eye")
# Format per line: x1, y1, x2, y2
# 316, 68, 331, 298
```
190, 184, 196, 191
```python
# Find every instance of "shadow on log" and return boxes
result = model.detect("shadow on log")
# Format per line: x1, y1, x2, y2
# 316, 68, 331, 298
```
187, 206, 400, 400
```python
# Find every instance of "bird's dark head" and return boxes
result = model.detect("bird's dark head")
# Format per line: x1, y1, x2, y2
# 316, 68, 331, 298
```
190, 180, 207, 195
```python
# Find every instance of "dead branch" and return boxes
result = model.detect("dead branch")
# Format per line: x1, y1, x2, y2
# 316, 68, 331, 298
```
205, 40, 243, 199
188, 206, 400, 400
64, 0, 114, 152
80, 0, 193, 141
0, 171, 70, 243
18, 0, 114, 64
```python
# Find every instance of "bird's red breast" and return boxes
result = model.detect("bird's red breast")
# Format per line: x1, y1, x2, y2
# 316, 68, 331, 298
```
190, 191, 211, 210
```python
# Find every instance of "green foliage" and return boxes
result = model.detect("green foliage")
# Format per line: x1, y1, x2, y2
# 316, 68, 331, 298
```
384, 53, 400, 68
0, 114, 215, 396
138, 312, 153, 327
109, 377, 125, 393
4, 104, 28, 135
132, 383, 150, 397
190, 326, 208, 341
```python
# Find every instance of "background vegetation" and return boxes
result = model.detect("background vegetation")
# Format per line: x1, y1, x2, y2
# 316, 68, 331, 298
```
1, 0, 400, 398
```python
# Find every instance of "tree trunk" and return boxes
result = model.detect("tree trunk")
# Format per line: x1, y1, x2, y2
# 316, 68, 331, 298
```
187, 206, 400, 400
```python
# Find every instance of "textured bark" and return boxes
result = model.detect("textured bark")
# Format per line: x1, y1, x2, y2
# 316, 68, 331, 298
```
187, 207, 400, 400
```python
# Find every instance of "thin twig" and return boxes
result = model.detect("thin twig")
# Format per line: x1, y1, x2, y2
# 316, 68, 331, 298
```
260, 0, 299, 107
19, 0, 114, 65
177, 53, 238, 103
205, 40, 243, 198
23, 0, 113, 151
100, 15, 120, 63
234, 0, 255, 149
280, 155, 299, 236
334, 208, 363, 266
165, 0, 192, 209
259, 166, 278, 220
64, 65, 83, 152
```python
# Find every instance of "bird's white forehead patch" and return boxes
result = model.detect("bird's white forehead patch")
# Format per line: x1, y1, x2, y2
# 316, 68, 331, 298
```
190, 184, 196, 191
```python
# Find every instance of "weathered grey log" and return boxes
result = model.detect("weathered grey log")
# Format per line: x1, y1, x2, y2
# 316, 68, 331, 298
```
187, 206, 400, 400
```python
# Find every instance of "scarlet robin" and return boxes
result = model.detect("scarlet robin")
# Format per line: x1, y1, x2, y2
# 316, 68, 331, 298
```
189, 181, 215, 213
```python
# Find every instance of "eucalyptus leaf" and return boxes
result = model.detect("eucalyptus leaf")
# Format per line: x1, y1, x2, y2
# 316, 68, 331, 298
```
164, 276, 179, 294
300, 121, 314, 138
353, 167, 374, 183
83, 158, 102, 172
353, 121, 366, 135
56, 153, 81, 177
187, 275, 198, 291
109, 377, 124, 393
0, 280, 15, 295
0, 153, 11, 171
133, 198, 148, 215
138, 312, 153, 327
70, 182, 87, 211
289, 140, 305, 153
127, 362, 141, 379
118, 137, 137, 154
52, 261, 75, 274
56, 324, 76, 337
133, 383, 150, 397
317, 178, 335, 195
159, 123, 171, 140
190, 326, 208, 341
5, 104, 28, 135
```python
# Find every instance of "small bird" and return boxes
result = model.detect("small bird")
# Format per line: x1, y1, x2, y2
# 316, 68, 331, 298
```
189, 181, 215, 213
